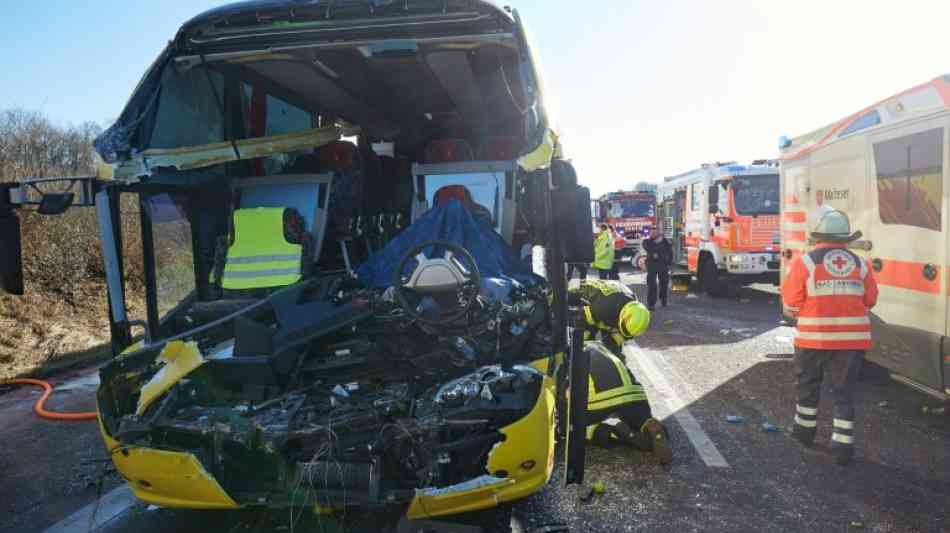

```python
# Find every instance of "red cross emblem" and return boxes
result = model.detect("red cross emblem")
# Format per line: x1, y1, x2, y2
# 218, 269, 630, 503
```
823, 250, 855, 277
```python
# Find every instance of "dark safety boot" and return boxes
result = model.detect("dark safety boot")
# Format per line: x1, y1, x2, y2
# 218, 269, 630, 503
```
834, 446, 854, 466
642, 418, 672, 465
791, 425, 816, 447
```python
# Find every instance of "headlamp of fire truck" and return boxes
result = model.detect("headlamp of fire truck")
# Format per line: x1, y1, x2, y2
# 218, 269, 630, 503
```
615, 227, 625, 235
728, 254, 744, 264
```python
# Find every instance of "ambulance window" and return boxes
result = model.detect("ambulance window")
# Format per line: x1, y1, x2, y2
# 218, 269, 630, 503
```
873, 127, 944, 231
838, 110, 881, 138
690, 184, 701, 211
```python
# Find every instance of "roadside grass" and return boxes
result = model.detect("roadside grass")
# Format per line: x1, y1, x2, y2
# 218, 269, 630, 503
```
0, 283, 144, 382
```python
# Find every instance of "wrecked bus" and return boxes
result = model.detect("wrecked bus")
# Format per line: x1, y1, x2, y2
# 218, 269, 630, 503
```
0, 0, 596, 523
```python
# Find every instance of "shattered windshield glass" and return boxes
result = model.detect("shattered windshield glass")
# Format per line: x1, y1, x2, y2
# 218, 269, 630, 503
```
733, 175, 779, 215
145, 193, 195, 317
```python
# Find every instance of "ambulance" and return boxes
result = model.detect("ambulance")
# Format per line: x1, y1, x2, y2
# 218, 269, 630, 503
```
779, 75, 950, 401
657, 161, 781, 296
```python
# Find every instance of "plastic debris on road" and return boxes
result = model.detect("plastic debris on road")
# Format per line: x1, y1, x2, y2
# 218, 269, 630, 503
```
592, 481, 606, 494
726, 415, 745, 423
761, 422, 779, 433
579, 481, 607, 502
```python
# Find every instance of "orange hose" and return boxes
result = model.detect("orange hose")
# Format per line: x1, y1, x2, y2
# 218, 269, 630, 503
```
3, 378, 98, 421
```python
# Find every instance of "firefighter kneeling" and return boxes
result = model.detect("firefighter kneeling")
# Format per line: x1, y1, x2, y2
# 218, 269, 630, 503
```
569, 279, 672, 464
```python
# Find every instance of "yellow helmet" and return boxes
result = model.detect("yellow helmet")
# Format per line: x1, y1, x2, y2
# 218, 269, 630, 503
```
618, 301, 651, 338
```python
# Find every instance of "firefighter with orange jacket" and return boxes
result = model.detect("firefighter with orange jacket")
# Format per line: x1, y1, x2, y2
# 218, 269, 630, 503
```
782, 207, 878, 466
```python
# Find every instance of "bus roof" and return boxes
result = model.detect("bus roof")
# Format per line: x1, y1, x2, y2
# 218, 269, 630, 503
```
779, 75, 950, 161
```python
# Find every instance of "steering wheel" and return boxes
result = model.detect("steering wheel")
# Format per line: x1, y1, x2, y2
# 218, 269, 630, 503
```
393, 240, 481, 325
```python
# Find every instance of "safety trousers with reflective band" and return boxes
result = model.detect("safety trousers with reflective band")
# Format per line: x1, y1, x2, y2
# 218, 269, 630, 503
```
794, 348, 864, 448
587, 342, 649, 415
222, 207, 303, 290
786, 246, 875, 350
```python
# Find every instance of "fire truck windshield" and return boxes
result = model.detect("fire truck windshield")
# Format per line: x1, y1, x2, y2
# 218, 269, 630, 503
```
732, 175, 779, 215
608, 198, 655, 218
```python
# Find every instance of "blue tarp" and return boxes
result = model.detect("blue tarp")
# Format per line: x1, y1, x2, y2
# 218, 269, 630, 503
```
357, 200, 530, 288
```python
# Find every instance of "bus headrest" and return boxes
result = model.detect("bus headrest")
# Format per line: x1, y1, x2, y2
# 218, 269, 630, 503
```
434, 185, 474, 207
424, 139, 474, 163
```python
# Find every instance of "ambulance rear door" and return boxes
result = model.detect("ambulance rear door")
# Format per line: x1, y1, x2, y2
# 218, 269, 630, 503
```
865, 116, 948, 394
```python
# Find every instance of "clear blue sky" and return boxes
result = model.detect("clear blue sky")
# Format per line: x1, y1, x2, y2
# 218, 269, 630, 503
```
2, 1, 949, 195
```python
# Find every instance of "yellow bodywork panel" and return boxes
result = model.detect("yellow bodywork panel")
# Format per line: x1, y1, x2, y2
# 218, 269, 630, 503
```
406, 374, 556, 519
517, 128, 559, 172
100, 422, 238, 509
136, 341, 205, 415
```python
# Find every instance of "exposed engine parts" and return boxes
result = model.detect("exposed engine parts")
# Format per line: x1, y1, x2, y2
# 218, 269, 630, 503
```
98, 272, 552, 508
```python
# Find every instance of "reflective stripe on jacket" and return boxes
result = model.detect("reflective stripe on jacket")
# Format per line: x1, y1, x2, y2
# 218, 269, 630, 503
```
781, 243, 878, 350
587, 341, 647, 413
593, 230, 615, 270
222, 207, 303, 290
574, 279, 637, 337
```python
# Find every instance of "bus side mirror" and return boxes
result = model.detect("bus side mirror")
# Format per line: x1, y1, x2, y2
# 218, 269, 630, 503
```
0, 211, 24, 295
551, 161, 594, 263
708, 185, 719, 214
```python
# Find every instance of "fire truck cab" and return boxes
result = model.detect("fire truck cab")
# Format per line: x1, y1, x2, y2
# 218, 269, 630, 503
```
658, 161, 781, 296
593, 186, 657, 262
779, 75, 950, 401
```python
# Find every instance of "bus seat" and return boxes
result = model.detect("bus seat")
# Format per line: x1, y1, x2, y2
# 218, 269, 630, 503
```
423, 139, 474, 163
433, 185, 493, 224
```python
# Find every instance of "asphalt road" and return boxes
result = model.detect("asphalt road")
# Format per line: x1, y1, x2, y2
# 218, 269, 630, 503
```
2, 270, 948, 533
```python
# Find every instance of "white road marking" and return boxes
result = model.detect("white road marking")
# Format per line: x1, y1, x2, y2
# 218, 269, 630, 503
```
624, 341, 730, 468
44, 484, 137, 533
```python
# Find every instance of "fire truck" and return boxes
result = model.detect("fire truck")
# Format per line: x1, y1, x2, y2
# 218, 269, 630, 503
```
593, 184, 657, 261
657, 161, 781, 296
779, 74, 950, 401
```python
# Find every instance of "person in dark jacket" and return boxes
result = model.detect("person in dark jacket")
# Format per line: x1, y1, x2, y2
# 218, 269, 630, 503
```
641, 224, 673, 310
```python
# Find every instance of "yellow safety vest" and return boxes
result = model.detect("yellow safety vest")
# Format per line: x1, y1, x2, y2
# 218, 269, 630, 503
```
592, 231, 615, 270
221, 207, 303, 290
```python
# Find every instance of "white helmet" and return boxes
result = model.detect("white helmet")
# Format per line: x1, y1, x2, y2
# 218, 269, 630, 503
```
811, 206, 861, 243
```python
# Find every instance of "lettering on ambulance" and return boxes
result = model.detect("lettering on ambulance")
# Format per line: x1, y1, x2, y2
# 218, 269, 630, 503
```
815, 189, 849, 206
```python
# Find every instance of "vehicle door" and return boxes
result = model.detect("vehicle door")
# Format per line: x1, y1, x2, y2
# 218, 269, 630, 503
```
684, 181, 705, 272
865, 118, 948, 392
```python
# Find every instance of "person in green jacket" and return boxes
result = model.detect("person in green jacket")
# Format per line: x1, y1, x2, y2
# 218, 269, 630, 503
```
592, 224, 616, 279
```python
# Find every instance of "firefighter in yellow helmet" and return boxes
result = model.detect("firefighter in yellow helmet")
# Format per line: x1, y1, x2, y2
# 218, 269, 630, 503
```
569, 279, 672, 464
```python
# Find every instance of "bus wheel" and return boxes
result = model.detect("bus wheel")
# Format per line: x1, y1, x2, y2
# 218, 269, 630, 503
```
701, 257, 728, 298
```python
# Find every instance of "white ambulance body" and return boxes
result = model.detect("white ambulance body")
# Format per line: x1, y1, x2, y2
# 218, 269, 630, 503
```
779, 75, 950, 400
